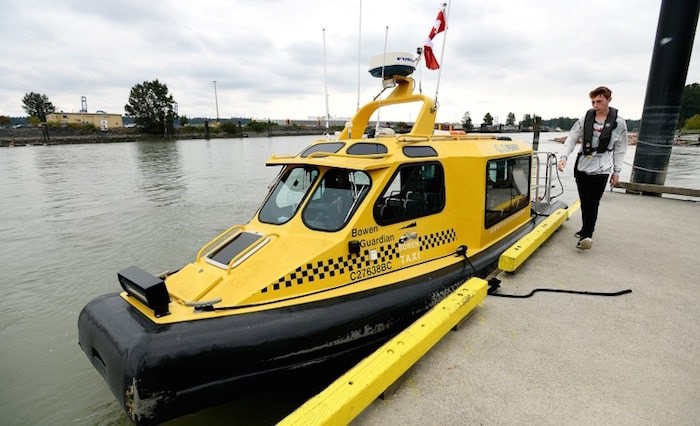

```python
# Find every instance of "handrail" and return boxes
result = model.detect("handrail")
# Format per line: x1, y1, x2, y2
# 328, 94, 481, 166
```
306, 151, 389, 160
268, 154, 297, 160
397, 136, 431, 144
397, 134, 500, 144
195, 224, 244, 262
531, 151, 560, 210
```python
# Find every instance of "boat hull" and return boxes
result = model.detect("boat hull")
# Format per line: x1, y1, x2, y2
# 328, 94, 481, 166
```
78, 203, 564, 424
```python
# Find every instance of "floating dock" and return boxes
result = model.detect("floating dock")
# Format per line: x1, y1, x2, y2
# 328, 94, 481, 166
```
283, 192, 699, 425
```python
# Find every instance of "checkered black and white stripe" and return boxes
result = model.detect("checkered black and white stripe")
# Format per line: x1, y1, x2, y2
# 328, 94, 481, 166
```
261, 228, 456, 293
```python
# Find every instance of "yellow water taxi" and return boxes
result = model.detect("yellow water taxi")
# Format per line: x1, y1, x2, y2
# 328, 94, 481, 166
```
79, 57, 565, 424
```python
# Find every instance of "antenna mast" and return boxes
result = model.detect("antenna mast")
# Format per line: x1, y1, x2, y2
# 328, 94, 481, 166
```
323, 28, 330, 134
356, 0, 363, 111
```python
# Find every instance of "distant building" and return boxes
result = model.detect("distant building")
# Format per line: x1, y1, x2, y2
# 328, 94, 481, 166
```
272, 117, 350, 127
46, 112, 123, 130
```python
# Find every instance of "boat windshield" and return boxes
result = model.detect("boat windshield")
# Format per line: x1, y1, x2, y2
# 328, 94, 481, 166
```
259, 166, 319, 225
302, 169, 371, 232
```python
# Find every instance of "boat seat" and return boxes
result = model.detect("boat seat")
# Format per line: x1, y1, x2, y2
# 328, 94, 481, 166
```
378, 197, 404, 221
424, 191, 442, 213
404, 191, 425, 216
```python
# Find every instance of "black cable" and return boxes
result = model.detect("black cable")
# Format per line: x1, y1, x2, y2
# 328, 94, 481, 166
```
487, 278, 632, 298
455, 245, 478, 275
490, 288, 632, 298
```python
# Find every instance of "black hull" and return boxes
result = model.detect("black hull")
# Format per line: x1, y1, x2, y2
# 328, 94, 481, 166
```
78, 204, 563, 424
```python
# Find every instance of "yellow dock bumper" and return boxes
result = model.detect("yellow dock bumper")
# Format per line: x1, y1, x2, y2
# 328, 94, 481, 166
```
498, 200, 581, 272
279, 277, 488, 426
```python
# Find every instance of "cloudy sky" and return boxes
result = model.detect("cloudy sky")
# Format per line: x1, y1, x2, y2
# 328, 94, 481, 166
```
1, 0, 698, 124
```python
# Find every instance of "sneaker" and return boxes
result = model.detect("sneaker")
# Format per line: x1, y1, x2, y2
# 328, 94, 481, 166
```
576, 237, 592, 250
574, 230, 582, 238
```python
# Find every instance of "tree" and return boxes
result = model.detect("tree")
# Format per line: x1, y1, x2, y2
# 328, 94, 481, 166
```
461, 111, 473, 130
0, 115, 11, 127
520, 113, 534, 129
682, 113, 700, 131
625, 119, 641, 132
179, 115, 189, 126
482, 112, 494, 126
679, 82, 700, 129
506, 112, 516, 126
124, 80, 178, 135
245, 120, 267, 133
22, 92, 56, 122
219, 121, 238, 135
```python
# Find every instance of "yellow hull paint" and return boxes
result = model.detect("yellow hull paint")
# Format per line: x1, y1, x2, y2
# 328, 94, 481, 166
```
498, 200, 580, 272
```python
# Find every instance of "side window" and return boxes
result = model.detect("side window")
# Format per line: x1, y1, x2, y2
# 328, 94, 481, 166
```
485, 155, 531, 228
374, 163, 445, 225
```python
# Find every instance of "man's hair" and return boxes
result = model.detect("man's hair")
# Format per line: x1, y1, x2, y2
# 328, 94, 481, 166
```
589, 86, 612, 99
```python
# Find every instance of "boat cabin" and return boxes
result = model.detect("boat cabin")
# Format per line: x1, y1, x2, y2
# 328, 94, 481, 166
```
121, 76, 534, 322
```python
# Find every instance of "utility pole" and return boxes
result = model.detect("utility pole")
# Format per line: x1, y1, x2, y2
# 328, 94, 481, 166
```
213, 80, 220, 122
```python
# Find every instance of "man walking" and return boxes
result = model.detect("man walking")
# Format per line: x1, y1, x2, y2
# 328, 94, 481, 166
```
557, 86, 628, 250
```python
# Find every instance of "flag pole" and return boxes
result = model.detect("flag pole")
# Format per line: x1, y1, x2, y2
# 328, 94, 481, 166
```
416, 46, 423, 94
434, 2, 449, 109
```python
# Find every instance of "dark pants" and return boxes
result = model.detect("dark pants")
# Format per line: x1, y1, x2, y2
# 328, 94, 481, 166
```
574, 165, 609, 239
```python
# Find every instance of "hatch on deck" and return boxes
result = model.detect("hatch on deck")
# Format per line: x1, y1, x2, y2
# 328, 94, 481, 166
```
206, 232, 263, 268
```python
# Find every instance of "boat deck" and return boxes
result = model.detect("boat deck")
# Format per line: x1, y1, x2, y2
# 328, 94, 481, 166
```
351, 191, 699, 425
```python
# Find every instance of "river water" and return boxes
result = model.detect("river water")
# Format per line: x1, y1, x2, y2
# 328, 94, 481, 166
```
0, 133, 697, 425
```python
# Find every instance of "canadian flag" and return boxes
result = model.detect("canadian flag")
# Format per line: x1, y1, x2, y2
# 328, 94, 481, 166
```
424, 8, 447, 70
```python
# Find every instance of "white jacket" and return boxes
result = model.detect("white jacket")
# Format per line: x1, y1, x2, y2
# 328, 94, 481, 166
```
559, 114, 628, 176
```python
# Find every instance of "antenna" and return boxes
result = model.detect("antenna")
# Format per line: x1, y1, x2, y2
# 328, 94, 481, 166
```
356, 0, 363, 111
323, 28, 330, 135
375, 25, 389, 135
212, 81, 220, 122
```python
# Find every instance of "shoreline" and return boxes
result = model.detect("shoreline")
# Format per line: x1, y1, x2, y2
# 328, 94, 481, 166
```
3, 129, 698, 148
0, 128, 327, 147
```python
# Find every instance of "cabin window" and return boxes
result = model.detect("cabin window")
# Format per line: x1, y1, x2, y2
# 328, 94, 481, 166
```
300, 142, 345, 158
303, 169, 371, 232
485, 155, 531, 228
374, 162, 445, 225
259, 166, 319, 225
346, 142, 388, 155
403, 146, 438, 158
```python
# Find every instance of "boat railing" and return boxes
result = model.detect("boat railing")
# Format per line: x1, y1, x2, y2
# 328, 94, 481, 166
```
397, 134, 500, 144
306, 151, 389, 160
531, 152, 561, 209
196, 224, 244, 262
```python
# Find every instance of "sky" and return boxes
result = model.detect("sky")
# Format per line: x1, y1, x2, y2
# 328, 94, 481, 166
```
1, 0, 698, 124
